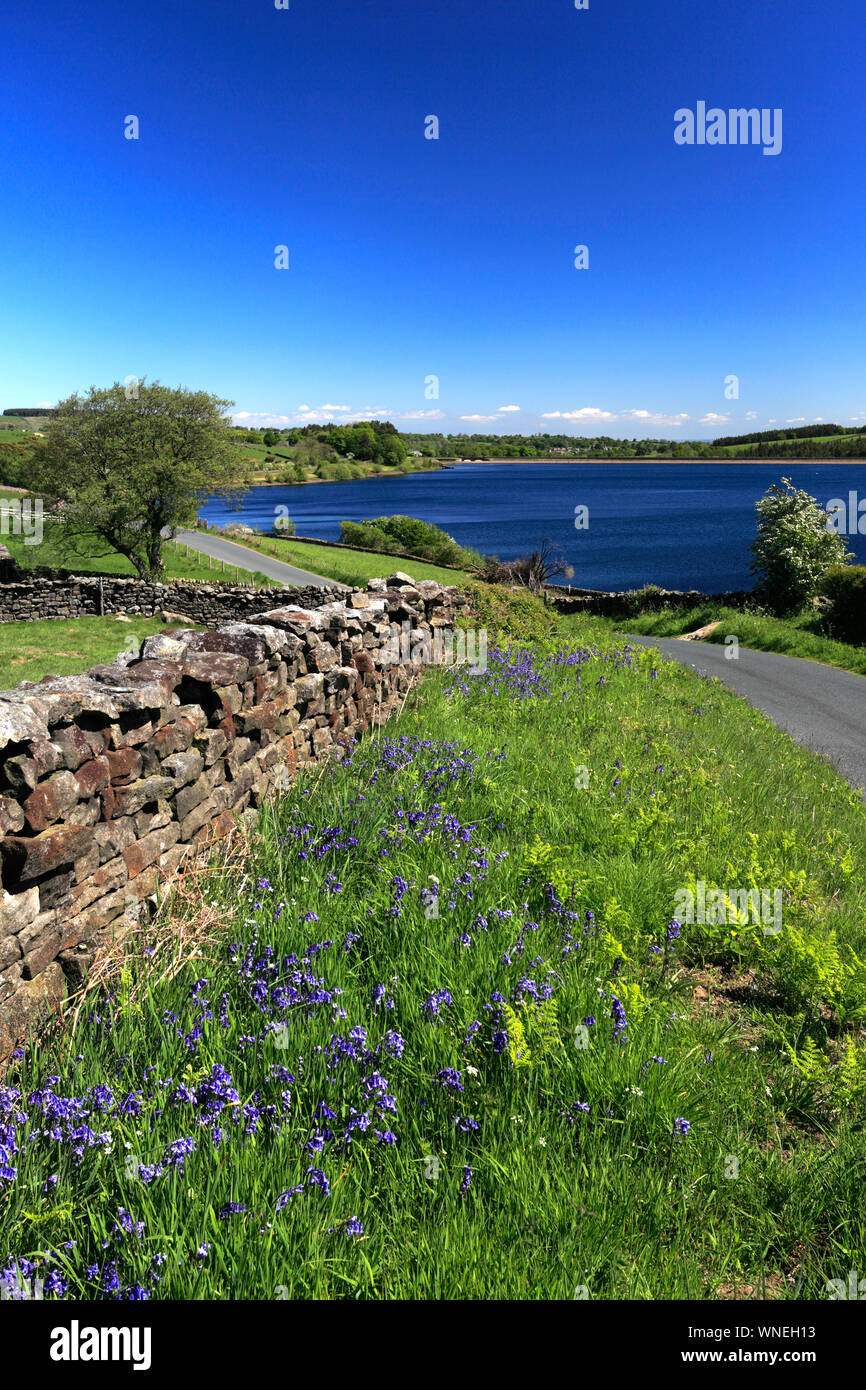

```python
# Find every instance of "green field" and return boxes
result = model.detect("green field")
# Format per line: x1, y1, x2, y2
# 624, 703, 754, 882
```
0, 614, 203, 690
0, 427, 40, 444
713, 434, 864, 457
3, 592, 865, 1300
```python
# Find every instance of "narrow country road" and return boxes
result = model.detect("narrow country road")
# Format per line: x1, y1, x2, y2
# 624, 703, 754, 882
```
173, 529, 331, 588
626, 636, 866, 795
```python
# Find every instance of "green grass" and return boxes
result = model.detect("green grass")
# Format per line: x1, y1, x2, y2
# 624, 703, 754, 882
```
199, 526, 471, 588
3, 597, 866, 1299
0, 428, 38, 445
0, 615, 203, 690
601, 603, 866, 678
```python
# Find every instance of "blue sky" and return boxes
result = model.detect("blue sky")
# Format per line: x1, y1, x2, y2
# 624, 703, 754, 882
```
1, 0, 863, 439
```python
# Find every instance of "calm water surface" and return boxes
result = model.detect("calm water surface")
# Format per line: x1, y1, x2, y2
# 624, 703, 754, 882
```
200, 461, 866, 592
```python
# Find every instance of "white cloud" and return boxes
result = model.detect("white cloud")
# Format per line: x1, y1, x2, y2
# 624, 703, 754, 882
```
497, 405, 521, 413
35, 400, 53, 408
745, 411, 758, 420
699, 413, 729, 425
231, 412, 295, 427
786, 417, 805, 423
540, 406, 688, 427
460, 414, 498, 422
621, 409, 689, 427
232, 403, 445, 428
541, 407, 616, 421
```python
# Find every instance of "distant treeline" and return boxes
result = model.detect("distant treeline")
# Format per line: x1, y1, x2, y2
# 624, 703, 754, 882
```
398, 428, 866, 460
1, 407, 58, 418
233, 420, 408, 466
734, 435, 866, 460
398, 431, 683, 459
713, 423, 866, 447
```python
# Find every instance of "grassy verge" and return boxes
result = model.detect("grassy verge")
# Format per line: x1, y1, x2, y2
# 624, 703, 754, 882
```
603, 603, 866, 678
198, 526, 471, 588
0, 615, 203, 690
2, 599, 865, 1299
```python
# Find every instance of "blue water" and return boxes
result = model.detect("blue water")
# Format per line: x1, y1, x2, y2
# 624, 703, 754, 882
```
199, 461, 866, 593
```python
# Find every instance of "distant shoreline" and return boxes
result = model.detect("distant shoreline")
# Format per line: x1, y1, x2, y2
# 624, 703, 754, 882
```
245, 456, 866, 490
476, 456, 866, 466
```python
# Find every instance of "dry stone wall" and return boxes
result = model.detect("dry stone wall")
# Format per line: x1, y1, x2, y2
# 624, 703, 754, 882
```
0, 575, 350, 627
0, 574, 468, 1062
544, 584, 753, 616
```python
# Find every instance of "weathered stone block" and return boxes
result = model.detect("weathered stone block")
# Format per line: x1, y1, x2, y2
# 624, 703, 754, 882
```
22, 771, 81, 833
0, 826, 95, 883
236, 700, 282, 735
178, 789, 229, 841
0, 934, 22, 970
106, 748, 142, 785
71, 857, 128, 911
148, 718, 196, 758
180, 628, 267, 665
175, 773, 211, 822
226, 737, 256, 773
106, 717, 155, 751
0, 885, 40, 935
133, 801, 174, 838
21, 927, 63, 980
38, 870, 75, 912
2, 754, 39, 793
295, 672, 324, 703
28, 740, 61, 777
94, 817, 137, 864
0, 963, 65, 1063
0, 796, 25, 835
111, 776, 175, 817
162, 749, 204, 788
305, 642, 338, 674
123, 822, 180, 879
180, 651, 249, 686
195, 727, 228, 766
74, 756, 111, 797
49, 725, 96, 771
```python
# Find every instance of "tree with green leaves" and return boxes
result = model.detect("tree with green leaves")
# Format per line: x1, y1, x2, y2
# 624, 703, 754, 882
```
750, 476, 853, 613
31, 380, 245, 580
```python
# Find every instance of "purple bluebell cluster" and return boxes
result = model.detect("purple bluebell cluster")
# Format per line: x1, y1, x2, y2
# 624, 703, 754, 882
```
610, 995, 628, 1044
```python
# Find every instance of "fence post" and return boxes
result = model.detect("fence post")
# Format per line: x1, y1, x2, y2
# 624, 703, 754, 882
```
98, 576, 104, 616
